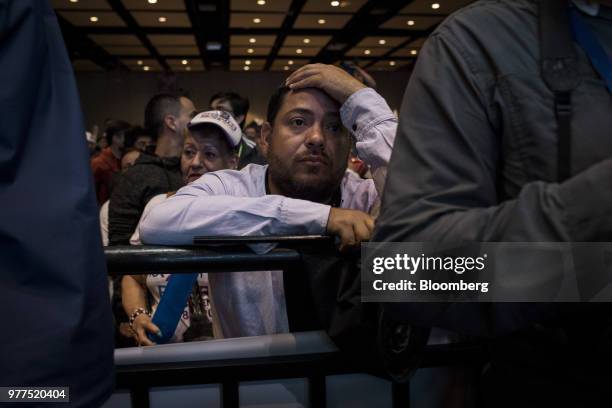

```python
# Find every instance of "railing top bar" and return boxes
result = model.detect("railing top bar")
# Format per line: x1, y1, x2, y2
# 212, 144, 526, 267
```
193, 235, 332, 245
105, 245, 302, 275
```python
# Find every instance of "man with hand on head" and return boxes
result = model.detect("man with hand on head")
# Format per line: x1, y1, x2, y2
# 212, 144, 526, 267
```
139, 64, 396, 338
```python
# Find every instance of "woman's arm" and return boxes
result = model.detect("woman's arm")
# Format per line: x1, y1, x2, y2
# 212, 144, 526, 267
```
121, 275, 160, 346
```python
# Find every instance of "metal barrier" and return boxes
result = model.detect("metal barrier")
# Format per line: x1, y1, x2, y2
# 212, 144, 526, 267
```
106, 242, 487, 408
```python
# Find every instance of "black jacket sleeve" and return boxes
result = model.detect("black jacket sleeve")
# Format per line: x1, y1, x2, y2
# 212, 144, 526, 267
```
108, 170, 146, 245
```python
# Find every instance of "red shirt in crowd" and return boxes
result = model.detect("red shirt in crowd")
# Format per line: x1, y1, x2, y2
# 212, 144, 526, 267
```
91, 147, 120, 205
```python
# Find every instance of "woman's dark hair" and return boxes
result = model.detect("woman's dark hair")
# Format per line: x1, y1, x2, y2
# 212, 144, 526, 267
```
266, 85, 291, 124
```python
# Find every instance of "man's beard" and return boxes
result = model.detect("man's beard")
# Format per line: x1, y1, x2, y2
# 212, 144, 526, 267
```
267, 150, 345, 204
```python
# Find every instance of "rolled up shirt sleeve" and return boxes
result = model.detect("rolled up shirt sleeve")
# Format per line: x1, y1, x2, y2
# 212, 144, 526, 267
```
139, 171, 331, 245
340, 87, 397, 170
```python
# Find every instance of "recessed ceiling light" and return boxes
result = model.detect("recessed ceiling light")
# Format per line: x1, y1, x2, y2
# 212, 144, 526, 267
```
257, 0, 266, 4
243, 66, 250, 71
317, 19, 326, 24
181, 59, 188, 65
89, 16, 98, 22
284, 66, 290, 71
288, 60, 294, 65
158, 16, 167, 23
186, 66, 191, 71
331, 0, 340, 6
431, 3, 440, 9
378, 39, 386, 45
148, 0, 158, 3
364, 49, 371, 55
253, 18, 261, 23
407, 20, 415, 26
69, 0, 78, 3
137, 60, 143, 65
247, 48, 254, 54
249, 38, 257, 43
143, 66, 150, 71
303, 38, 311, 44
411, 49, 418, 55
296, 48, 303, 54
389, 61, 396, 66
245, 60, 252, 65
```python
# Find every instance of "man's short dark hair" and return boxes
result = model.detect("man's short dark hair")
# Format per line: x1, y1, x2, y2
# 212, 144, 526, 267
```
104, 119, 131, 146
209, 92, 250, 125
144, 93, 183, 137
266, 86, 291, 124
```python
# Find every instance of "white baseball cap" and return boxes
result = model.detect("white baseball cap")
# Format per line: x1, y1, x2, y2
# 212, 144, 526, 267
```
188, 110, 242, 148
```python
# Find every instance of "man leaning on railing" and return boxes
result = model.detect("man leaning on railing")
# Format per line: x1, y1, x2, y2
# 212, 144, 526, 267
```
138, 64, 397, 339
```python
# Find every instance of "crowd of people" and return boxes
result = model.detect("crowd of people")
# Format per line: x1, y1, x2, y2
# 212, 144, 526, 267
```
83, 0, 612, 404
7, 0, 612, 405
90, 63, 385, 347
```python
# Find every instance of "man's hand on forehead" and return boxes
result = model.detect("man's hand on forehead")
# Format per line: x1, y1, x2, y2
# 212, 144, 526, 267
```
285, 64, 367, 105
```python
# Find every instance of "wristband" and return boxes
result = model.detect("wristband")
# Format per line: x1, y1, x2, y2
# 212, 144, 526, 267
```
129, 307, 151, 329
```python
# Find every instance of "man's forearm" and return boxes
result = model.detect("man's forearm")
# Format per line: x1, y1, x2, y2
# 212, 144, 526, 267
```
139, 190, 330, 245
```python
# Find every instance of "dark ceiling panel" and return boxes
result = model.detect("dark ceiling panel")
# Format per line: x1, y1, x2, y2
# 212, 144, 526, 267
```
54, 0, 476, 73
107, 0, 169, 70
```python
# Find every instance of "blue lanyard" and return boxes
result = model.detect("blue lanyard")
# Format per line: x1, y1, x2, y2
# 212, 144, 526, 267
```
148, 272, 199, 344
570, 8, 612, 93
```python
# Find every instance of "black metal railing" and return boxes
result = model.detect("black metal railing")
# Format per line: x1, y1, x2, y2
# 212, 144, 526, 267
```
107, 240, 487, 408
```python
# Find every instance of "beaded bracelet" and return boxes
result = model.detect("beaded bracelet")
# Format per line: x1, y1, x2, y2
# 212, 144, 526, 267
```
129, 307, 151, 329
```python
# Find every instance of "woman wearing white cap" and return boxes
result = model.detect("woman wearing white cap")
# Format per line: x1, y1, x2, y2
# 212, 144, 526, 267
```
121, 111, 241, 345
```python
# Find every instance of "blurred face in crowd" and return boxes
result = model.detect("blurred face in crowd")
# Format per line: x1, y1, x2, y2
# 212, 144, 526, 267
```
133, 135, 154, 152
210, 98, 245, 127
180, 126, 238, 184
244, 127, 258, 141
121, 150, 140, 172
112, 132, 126, 151
210, 98, 233, 115
98, 137, 108, 150
261, 88, 351, 203
348, 155, 368, 178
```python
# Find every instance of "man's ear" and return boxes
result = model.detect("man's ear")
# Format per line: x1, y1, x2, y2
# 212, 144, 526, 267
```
260, 122, 272, 157
164, 114, 177, 132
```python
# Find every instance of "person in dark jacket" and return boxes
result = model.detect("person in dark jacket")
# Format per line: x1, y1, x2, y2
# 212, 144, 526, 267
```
0, 1, 114, 405
373, 0, 612, 406
109, 93, 196, 246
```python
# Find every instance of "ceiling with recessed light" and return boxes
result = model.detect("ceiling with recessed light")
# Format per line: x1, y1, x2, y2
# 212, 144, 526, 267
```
54, 0, 476, 73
